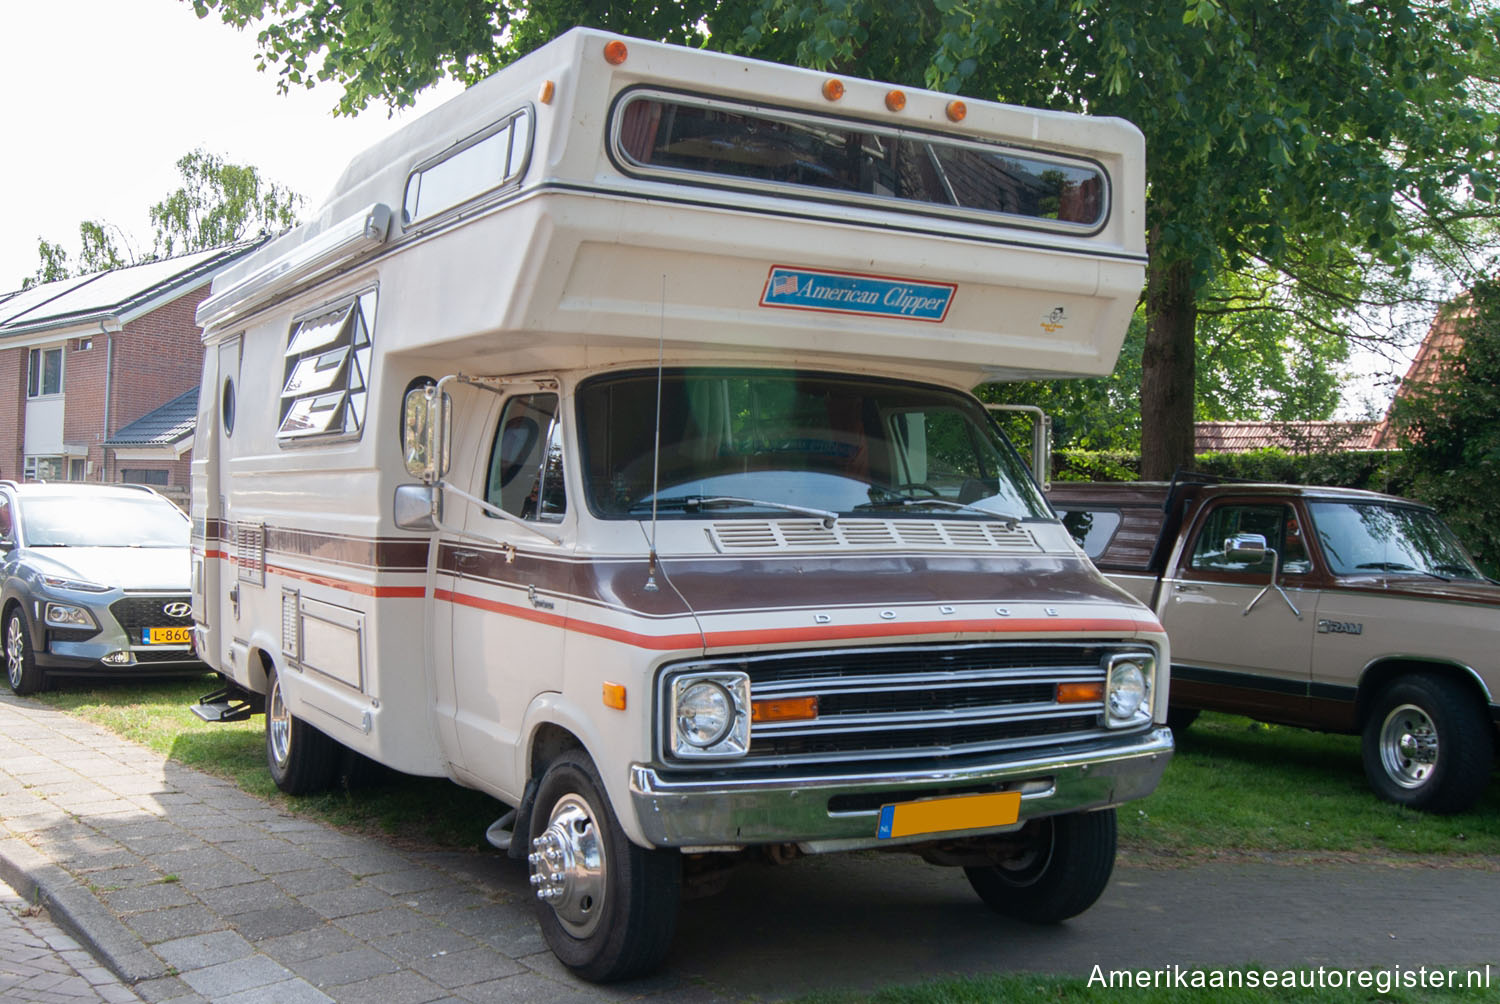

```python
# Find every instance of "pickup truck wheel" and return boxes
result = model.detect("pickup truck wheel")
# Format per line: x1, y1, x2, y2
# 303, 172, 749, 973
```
963, 809, 1116, 923
5, 608, 47, 696
528, 750, 679, 982
1362, 675, 1493, 814
265, 666, 338, 795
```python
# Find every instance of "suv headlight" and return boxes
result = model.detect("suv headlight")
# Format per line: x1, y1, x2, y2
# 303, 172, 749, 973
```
40, 575, 111, 593
667, 671, 750, 758
1104, 652, 1154, 728
45, 602, 99, 630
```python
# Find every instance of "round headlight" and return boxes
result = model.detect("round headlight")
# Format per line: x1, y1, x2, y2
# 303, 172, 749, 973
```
676, 681, 733, 748
1107, 661, 1147, 720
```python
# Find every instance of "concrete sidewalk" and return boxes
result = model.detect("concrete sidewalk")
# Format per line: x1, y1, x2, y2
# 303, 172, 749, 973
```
3, 689, 1499, 1002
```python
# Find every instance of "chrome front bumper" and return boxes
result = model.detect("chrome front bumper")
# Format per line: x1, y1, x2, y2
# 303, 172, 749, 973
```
630, 727, 1173, 852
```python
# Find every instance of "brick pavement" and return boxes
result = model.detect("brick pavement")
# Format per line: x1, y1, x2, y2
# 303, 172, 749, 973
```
0, 693, 728, 1004
1, 876, 141, 1003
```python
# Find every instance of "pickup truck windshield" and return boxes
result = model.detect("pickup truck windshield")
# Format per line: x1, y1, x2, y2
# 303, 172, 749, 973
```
1307, 501, 1484, 580
577, 369, 1048, 521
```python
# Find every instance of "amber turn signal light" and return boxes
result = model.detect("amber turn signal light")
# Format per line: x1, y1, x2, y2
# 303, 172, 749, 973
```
885, 89, 906, 112
752, 696, 819, 723
822, 78, 845, 101
602, 682, 627, 710
946, 99, 967, 122
603, 40, 628, 65
1056, 681, 1104, 704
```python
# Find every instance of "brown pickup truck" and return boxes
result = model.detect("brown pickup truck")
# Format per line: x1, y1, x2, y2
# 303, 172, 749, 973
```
1048, 478, 1500, 814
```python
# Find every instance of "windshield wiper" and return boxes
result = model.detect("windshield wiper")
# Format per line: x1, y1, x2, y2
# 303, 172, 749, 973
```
1354, 561, 1450, 582
631, 495, 839, 527
853, 497, 1020, 529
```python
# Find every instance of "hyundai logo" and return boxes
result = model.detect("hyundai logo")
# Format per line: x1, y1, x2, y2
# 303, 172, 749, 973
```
162, 601, 192, 619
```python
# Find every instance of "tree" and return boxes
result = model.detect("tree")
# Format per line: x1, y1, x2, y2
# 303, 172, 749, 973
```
1392, 281, 1500, 573
191, 1, 1500, 476
20, 148, 301, 287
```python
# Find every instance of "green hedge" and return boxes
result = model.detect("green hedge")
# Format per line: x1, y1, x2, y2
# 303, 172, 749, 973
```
1054, 447, 1411, 496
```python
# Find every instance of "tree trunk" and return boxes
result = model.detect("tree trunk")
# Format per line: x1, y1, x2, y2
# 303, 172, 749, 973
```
1139, 254, 1198, 480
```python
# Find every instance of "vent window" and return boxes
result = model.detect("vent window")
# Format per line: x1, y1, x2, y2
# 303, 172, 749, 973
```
278, 290, 375, 443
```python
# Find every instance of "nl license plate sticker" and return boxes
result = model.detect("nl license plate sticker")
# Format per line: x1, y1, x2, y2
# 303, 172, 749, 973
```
877, 791, 1022, 840
143, 626, 192, 645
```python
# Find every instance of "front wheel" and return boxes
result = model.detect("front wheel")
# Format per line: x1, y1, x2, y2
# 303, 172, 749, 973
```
5, 608, 46, 695
1361, 675, 1493, 814
265, 665, 338, 795
964, 809, 1117, 923
527, 750, 680, 982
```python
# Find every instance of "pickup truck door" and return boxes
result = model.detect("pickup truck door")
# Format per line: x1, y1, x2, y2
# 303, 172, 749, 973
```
441, 390, 572, 797
1160, 499, 1321, 723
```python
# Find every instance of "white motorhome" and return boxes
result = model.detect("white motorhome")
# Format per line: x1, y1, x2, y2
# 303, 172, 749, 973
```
190, 28, 1170, 982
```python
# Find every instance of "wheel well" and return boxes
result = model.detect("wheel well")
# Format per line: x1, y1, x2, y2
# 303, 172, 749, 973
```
246, 647, 274, 694
1356, 659, 1492, 729
529, 723, 585, 779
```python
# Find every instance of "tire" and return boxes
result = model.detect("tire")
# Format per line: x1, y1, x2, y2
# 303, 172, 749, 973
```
527, 750, 680, 982
265, 665, 338, 795
1166, 706, 1200, 733
1361, 674, 1493, 814
964, 809, 1117, 923
5, 607, 47, 695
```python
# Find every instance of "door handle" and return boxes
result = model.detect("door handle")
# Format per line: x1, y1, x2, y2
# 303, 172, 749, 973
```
452, 549, 479, 565
1173, 583, 1202, 593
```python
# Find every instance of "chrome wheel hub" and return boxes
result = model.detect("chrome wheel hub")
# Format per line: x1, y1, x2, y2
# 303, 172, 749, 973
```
267, 677, 292, 768
1379, 703, 1439, 789
529, 793, 607, 937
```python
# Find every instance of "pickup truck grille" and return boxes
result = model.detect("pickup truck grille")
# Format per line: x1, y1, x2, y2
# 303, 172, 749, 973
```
661, 641, 1145, 769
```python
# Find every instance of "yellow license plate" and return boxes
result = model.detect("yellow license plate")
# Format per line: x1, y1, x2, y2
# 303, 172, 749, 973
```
143, 626, 192, 645
877, 791, 1022, 840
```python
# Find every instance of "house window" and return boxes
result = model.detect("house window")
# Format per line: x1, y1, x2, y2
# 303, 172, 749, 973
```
278, 289, 376, 443
121, 468, 169, 486
24, 456, 64, 481
27, 347, 63, 397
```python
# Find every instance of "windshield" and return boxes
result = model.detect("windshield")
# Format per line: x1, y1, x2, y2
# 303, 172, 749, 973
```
21, 495, 189, 548
1307, 502, 1484, 580
577, 369, 1049, 521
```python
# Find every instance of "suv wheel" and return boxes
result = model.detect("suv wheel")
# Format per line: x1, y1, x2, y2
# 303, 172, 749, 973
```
5, 607, 46, 695
1362, 674, 1493, 814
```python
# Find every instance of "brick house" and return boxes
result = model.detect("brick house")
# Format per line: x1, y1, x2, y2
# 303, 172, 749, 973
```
0, 245, 259, 494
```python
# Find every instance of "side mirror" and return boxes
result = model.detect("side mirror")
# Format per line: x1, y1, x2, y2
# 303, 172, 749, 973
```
393, 484, 441, 532
1226, 533, 1268, 563
402, 383, 451, 482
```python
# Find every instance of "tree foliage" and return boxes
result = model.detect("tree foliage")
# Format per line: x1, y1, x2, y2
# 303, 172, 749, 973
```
188, 1, 1500, 474
20, 148, 302, 289
1392, 281, 1500, 573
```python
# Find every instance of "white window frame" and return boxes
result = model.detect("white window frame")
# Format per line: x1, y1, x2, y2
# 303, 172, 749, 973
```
26, 346, 64, 399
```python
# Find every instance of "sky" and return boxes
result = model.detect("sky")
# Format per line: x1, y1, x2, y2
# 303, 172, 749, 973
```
1, 1, 1425, 414
0, 0, 461, 291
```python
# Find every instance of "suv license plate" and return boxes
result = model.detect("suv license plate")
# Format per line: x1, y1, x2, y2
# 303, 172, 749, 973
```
876, 791, 1022, 840
143, 626, 192, 645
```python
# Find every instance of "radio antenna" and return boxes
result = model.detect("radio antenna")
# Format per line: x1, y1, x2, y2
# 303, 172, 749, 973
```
644, 275, 666, 592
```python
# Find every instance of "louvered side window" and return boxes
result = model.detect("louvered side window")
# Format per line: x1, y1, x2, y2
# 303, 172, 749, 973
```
278, 289, 376, 443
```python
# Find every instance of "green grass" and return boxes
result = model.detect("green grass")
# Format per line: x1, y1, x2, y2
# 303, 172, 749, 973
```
32, 680, 1500, 859
1119, 712, 1500, 860
791, 970, 1497, 1004
33, 677, 506, 850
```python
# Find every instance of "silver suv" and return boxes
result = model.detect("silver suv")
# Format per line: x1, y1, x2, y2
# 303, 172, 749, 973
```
2, 481, 206, 693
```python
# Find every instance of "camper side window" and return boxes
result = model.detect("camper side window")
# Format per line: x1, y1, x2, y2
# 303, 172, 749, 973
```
278, 290, 376, 443
485, 394, 566, 523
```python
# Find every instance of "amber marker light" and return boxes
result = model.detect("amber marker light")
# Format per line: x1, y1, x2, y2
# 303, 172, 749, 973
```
885, 89, 907, 112
538, 80, 555, 104
752, 696, 819, 723
1056, 681, 1105, 704
822, 78, 845, 101
602, 682, 627, 710
603, 40, 628, 65
946, 99, 967, 122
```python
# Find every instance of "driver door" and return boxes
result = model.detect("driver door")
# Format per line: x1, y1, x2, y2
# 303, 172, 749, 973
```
445, 391, 572, 794
1160, 500, 1321, 723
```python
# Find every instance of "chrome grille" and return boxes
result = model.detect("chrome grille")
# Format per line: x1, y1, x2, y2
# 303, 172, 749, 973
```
661, 642, 1146, 768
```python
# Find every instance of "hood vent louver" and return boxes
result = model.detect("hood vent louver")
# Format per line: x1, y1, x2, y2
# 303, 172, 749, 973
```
708, 519, 1038, 553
